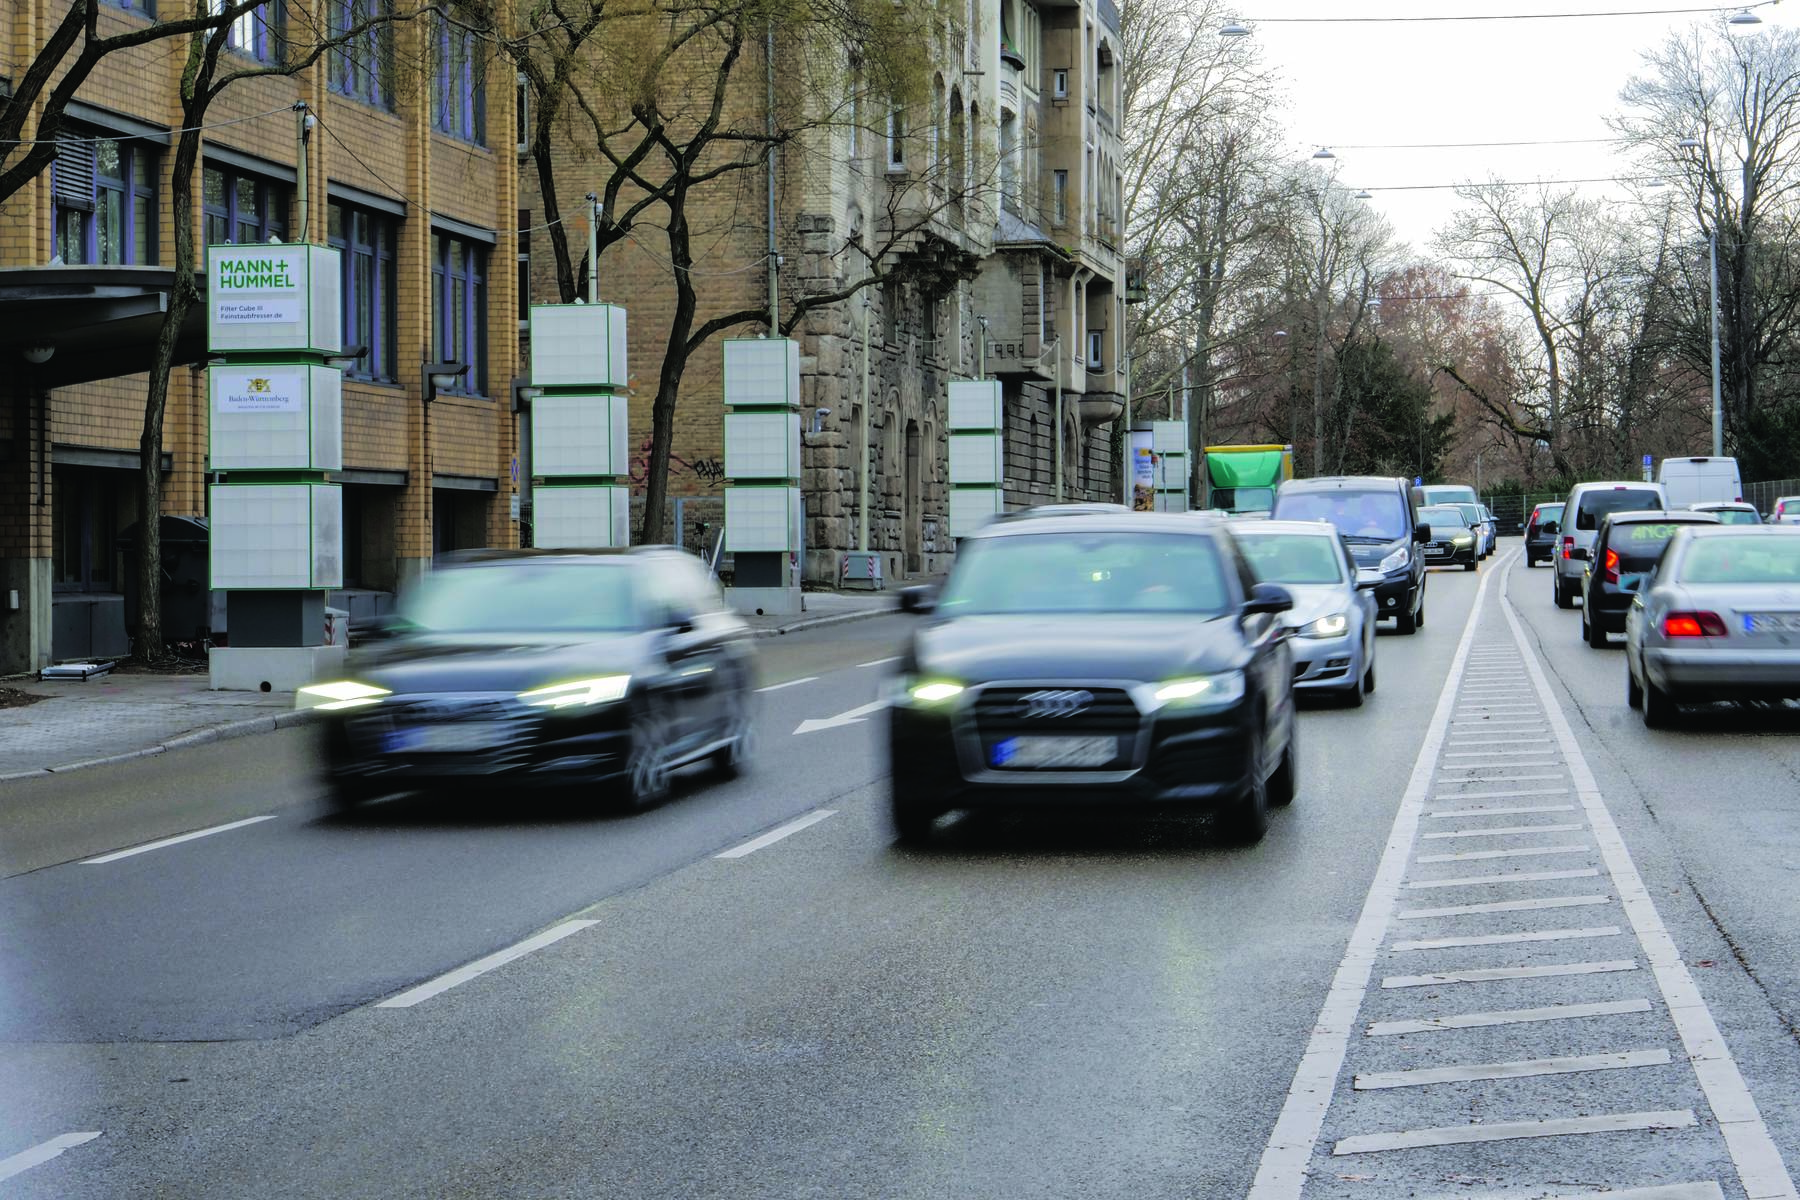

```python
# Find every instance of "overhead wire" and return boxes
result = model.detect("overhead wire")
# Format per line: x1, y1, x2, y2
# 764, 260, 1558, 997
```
1234, 0, 1779, 24
0, 104, 294, 146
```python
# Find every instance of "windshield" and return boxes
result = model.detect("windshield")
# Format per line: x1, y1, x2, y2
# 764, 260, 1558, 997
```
1420, 506, 1469, 528
1211, 486, 1275, 513
1679, 535, 1800, 584
1454, 503, 1484, 525
1533, 505, 1564, 526
1419, 486, 1477, 506
1713, 508, 1761, 525
1235, 531, 1345, 585
1608, 521, 1703, 571
1577, 487, 1662, 530
1272, 490, 1410, 541
401, 561, 641, 632
939, 532, 1232, 615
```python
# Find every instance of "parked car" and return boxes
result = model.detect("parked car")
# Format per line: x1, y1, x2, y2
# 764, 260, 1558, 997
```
1656, 456, 1741, 508
1625, 525, 1800, 726
1688, 501, 1761, 525
1770, 496, 1800, 525
1271, 475, 1428, 633
1233, 520, 1380, 704
1577, 510, 1719, 649
1526, 502, 1565, 566
1416, 505, 1480, 571
301, 547, 756, 810
886, 512, 1298, 843
1554, 481, 1669, 608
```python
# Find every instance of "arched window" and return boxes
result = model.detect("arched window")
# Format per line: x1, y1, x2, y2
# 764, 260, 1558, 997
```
931, 75, 945, 177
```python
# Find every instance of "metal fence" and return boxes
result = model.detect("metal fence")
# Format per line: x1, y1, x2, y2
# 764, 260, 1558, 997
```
1745, 479, 1800, 514
1478, 493, 1566, 535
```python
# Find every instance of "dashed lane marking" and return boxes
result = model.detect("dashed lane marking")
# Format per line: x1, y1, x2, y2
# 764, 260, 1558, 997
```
0, 1133, 102, 1183
375, 920, 599, 1009
756, 676, 818, 693
1366, 997, 1655, 1038
1405, 868, 1600, 889
1426, 803, 1576, 818
715, 809, 837, 859
1396, 894, 1611, 919
80, 815, 277, 864
1353, 1047, 1671, 1091
1418, 823, 1587, 840
1417, 844, 1593, 863
1332, 1109, 1696, 1156
1391, 925, 1624, 952
1382, 959, 1639, 989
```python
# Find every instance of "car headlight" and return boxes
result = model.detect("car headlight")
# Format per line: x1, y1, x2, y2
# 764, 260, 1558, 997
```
1152, 671, 1246, 707
518, 675, 632, 709
1379, 548, 1409, 574
1452, 534, 1473, 546
892, 678, 964, 706
1298, 612, 1350, 639
296, 681, 391, 711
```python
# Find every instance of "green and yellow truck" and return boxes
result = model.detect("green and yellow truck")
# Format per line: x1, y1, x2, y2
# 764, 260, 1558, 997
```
1203, 444, 1294, 516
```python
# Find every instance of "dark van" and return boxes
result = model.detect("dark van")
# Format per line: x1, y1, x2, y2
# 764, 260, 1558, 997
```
1271, 476, 1429, 633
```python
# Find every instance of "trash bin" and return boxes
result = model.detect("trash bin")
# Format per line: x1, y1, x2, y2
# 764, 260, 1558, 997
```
118, 515, 216, 646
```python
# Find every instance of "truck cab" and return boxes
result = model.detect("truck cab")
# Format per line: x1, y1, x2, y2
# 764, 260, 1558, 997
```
1203, 445, 1294, 516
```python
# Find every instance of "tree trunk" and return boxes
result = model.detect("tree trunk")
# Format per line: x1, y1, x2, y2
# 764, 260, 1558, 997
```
640, 185, 698, 544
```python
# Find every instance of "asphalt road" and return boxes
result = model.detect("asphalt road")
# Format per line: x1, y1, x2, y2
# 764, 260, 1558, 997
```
2, 547, 1798, 1198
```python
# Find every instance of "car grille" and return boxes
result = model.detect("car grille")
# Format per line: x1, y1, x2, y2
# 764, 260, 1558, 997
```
347, 697, 545, 772
1147, 742, 1245, 790
967, 686, 1143, 771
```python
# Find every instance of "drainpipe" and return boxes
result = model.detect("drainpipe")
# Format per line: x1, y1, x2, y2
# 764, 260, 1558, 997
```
858, 290, 872, 552
766, 22, 779, 334
1121, 348, 1132, 506
295, 103, 311, 242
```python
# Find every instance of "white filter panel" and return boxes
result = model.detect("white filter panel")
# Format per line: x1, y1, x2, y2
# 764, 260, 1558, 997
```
725, 486, 800, 552
948, 433, 1004, 485
724, 411, 800, 479
948, 380, 1003, 431
1152, 491, 1190, 513
209, 364, 342, 471
534, 486, 630, 547
949, 487, 1004, 537
310, 483, 343, 588
210, 484, 314, 589
722, 339, 800, 409
1151, 420, 1188, 453
206, 243, 342, 355
533, 394, 630, 478
529, 304, 630, 390
1155, 450, 1188, 489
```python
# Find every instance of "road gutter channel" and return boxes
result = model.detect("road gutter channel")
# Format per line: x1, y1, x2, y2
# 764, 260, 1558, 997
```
1247, 548, 1800, 1200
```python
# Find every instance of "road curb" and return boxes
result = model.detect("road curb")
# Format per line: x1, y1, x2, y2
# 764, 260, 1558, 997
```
15, 708, 318, 780
754, 605, 896, 638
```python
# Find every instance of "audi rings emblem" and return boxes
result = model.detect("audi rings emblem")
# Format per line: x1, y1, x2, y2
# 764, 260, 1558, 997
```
1019, 689, 1093, 719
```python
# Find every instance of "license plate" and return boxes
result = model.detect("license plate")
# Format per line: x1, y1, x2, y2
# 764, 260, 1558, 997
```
383, 724, 502, 753
991, 735, 1117, 769
1746, 613, 1800, 634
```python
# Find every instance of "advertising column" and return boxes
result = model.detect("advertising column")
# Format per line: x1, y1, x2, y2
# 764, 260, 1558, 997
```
526, 303, 632, 547
722, 338, 803, 616
206, 244, 347, 691
946, 380, 1005, 536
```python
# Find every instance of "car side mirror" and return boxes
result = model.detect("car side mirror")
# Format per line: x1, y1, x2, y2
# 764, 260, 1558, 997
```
1355, 573, 1381, 590
1413, 522, 1431, 544
899, 585, 938, 615
1244, 582, 1294, 616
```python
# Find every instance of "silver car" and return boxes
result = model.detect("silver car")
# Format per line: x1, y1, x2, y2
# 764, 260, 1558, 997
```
1625, 525, 1800, 727
1232, 519, 1379, 705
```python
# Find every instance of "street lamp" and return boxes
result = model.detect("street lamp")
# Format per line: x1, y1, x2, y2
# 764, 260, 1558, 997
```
324, 343, 367, 373
1312, 147, 1336, 160
1728, 9, 1763, 27
1678, 137, 1725, 457
1219, 20, 1250, 37
424, 361, 470, 399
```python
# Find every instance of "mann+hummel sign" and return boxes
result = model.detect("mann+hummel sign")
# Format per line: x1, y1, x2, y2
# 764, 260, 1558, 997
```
205, 243, 342, 355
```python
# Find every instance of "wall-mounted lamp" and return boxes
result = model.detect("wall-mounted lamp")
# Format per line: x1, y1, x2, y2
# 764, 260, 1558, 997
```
512, 383, 543, 414
423, 360, 470, 402
810, 406, 831, 433
324, 344, 366, 372
21, 343, 54, 364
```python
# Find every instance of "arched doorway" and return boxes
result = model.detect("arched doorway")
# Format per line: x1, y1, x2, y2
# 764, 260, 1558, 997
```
904, 419, 922, 575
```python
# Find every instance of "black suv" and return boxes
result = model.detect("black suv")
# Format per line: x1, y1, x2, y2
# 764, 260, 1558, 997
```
887, 513, 1299, 843
1525, 502, 1564, 566
1577, 510, 1719, 648
1270, 475, 1429, 633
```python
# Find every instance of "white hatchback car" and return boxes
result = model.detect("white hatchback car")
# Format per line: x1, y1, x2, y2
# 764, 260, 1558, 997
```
1770, 496, 1800, 524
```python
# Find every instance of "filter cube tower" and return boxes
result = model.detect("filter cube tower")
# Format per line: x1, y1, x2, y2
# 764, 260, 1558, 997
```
722, 338, 803, 616
527, 303, 632, 548
947, 380, 1005, 536
1151, 420, 1190, 513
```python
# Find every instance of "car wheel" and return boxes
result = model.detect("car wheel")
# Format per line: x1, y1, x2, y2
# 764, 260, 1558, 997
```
1342, 672, 1365, 708
1554, 576, 1574, 609
623, 705, 675, 810
1464, 558, 1477, 572
1415, 597, 1426, 630
1363, 662, 1376, 694
890, 786, 942, 844
1268, 723, 1298, 806
1642, 673, 1676, 730
1394, 606, 1417, 634
1627, 662, 1644, 710
1585, 610, 1608, 649
710, 693, 755, 780
325, 778, 377, 812
1224, 755, 1271, 842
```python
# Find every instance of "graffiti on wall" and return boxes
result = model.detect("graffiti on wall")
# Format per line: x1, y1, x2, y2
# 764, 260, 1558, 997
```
629, 435, 726, 489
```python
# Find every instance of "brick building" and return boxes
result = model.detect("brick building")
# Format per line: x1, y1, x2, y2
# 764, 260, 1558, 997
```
0, 0, 520, 673
518, 0, 1129, 585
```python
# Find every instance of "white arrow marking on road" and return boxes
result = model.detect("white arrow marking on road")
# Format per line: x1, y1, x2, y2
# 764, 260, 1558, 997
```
793, 699, 886, 735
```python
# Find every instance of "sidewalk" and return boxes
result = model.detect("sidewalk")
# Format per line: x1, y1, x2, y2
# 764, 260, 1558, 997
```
0, 587, 903, 781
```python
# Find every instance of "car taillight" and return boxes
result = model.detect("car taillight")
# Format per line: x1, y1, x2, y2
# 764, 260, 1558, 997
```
1663, 611, 1728, 637
1561, 535, 1574, 559
1603, 548, 1620, 583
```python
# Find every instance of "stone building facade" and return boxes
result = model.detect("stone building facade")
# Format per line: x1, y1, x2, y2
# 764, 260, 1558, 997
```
519, 0, 1129, 585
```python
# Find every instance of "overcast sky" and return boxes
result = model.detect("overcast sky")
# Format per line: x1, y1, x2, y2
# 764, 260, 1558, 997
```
1243, 0, 1798, 256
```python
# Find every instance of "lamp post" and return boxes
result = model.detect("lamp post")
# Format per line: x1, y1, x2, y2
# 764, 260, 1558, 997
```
1679, 135, 1726, 457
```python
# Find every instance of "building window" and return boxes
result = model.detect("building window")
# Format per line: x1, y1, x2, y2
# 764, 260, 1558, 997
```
1052, 68, 1068, 99
517, 208, 531, 325
210, 0, 282, 61
203, 165, 288, 247
1053, 169, 1068, 226
327, 0, 395, 109
1087, 329, 1104, 369
431, 9, 486, 144
52, 135, 157, 266
998, 112, 1017, 211
515, 72, 529, 154
886, 105, 905, 170
328, 201, 399, 381
108, 0, 152, 14
848, 62, 861, 160
433, 232, 487, 395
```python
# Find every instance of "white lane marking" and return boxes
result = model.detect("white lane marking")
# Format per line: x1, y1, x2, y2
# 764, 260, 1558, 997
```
1446, 737, 1544, 747
1397, 894, 1611, 919
856, 656, 901, 668
1354, 1048, 1671, 1091
1333, 1109, 1695, 1156
1429, 786, 1570, 800
1391, 925, 1623, 952
1418, 844, 1592, 863
1406, 868, 1599, 889
1368, 997, 1654, 1038
1428, 803, 1575, 818
1245, 549, 1512, 1200
792, 699, 886, 735
715, 809, 837, 859
1419, 823, 1586, 840
376, 920, 599, 1009
756, 676, 818, 693
1435, 773, 1569, 786
80, 815, 277, 865
0, 1133, 102, 1183
1443, 748, 1562, 758
1456, 704, 1541, 712
1420, 1184, 1721, 1200
1383, 959, 1639, 989
1501, 581, 1800, 1200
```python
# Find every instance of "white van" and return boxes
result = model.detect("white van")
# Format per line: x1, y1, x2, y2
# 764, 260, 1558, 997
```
1553, 480, 1668, 609
1656, 456, 1741, 508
